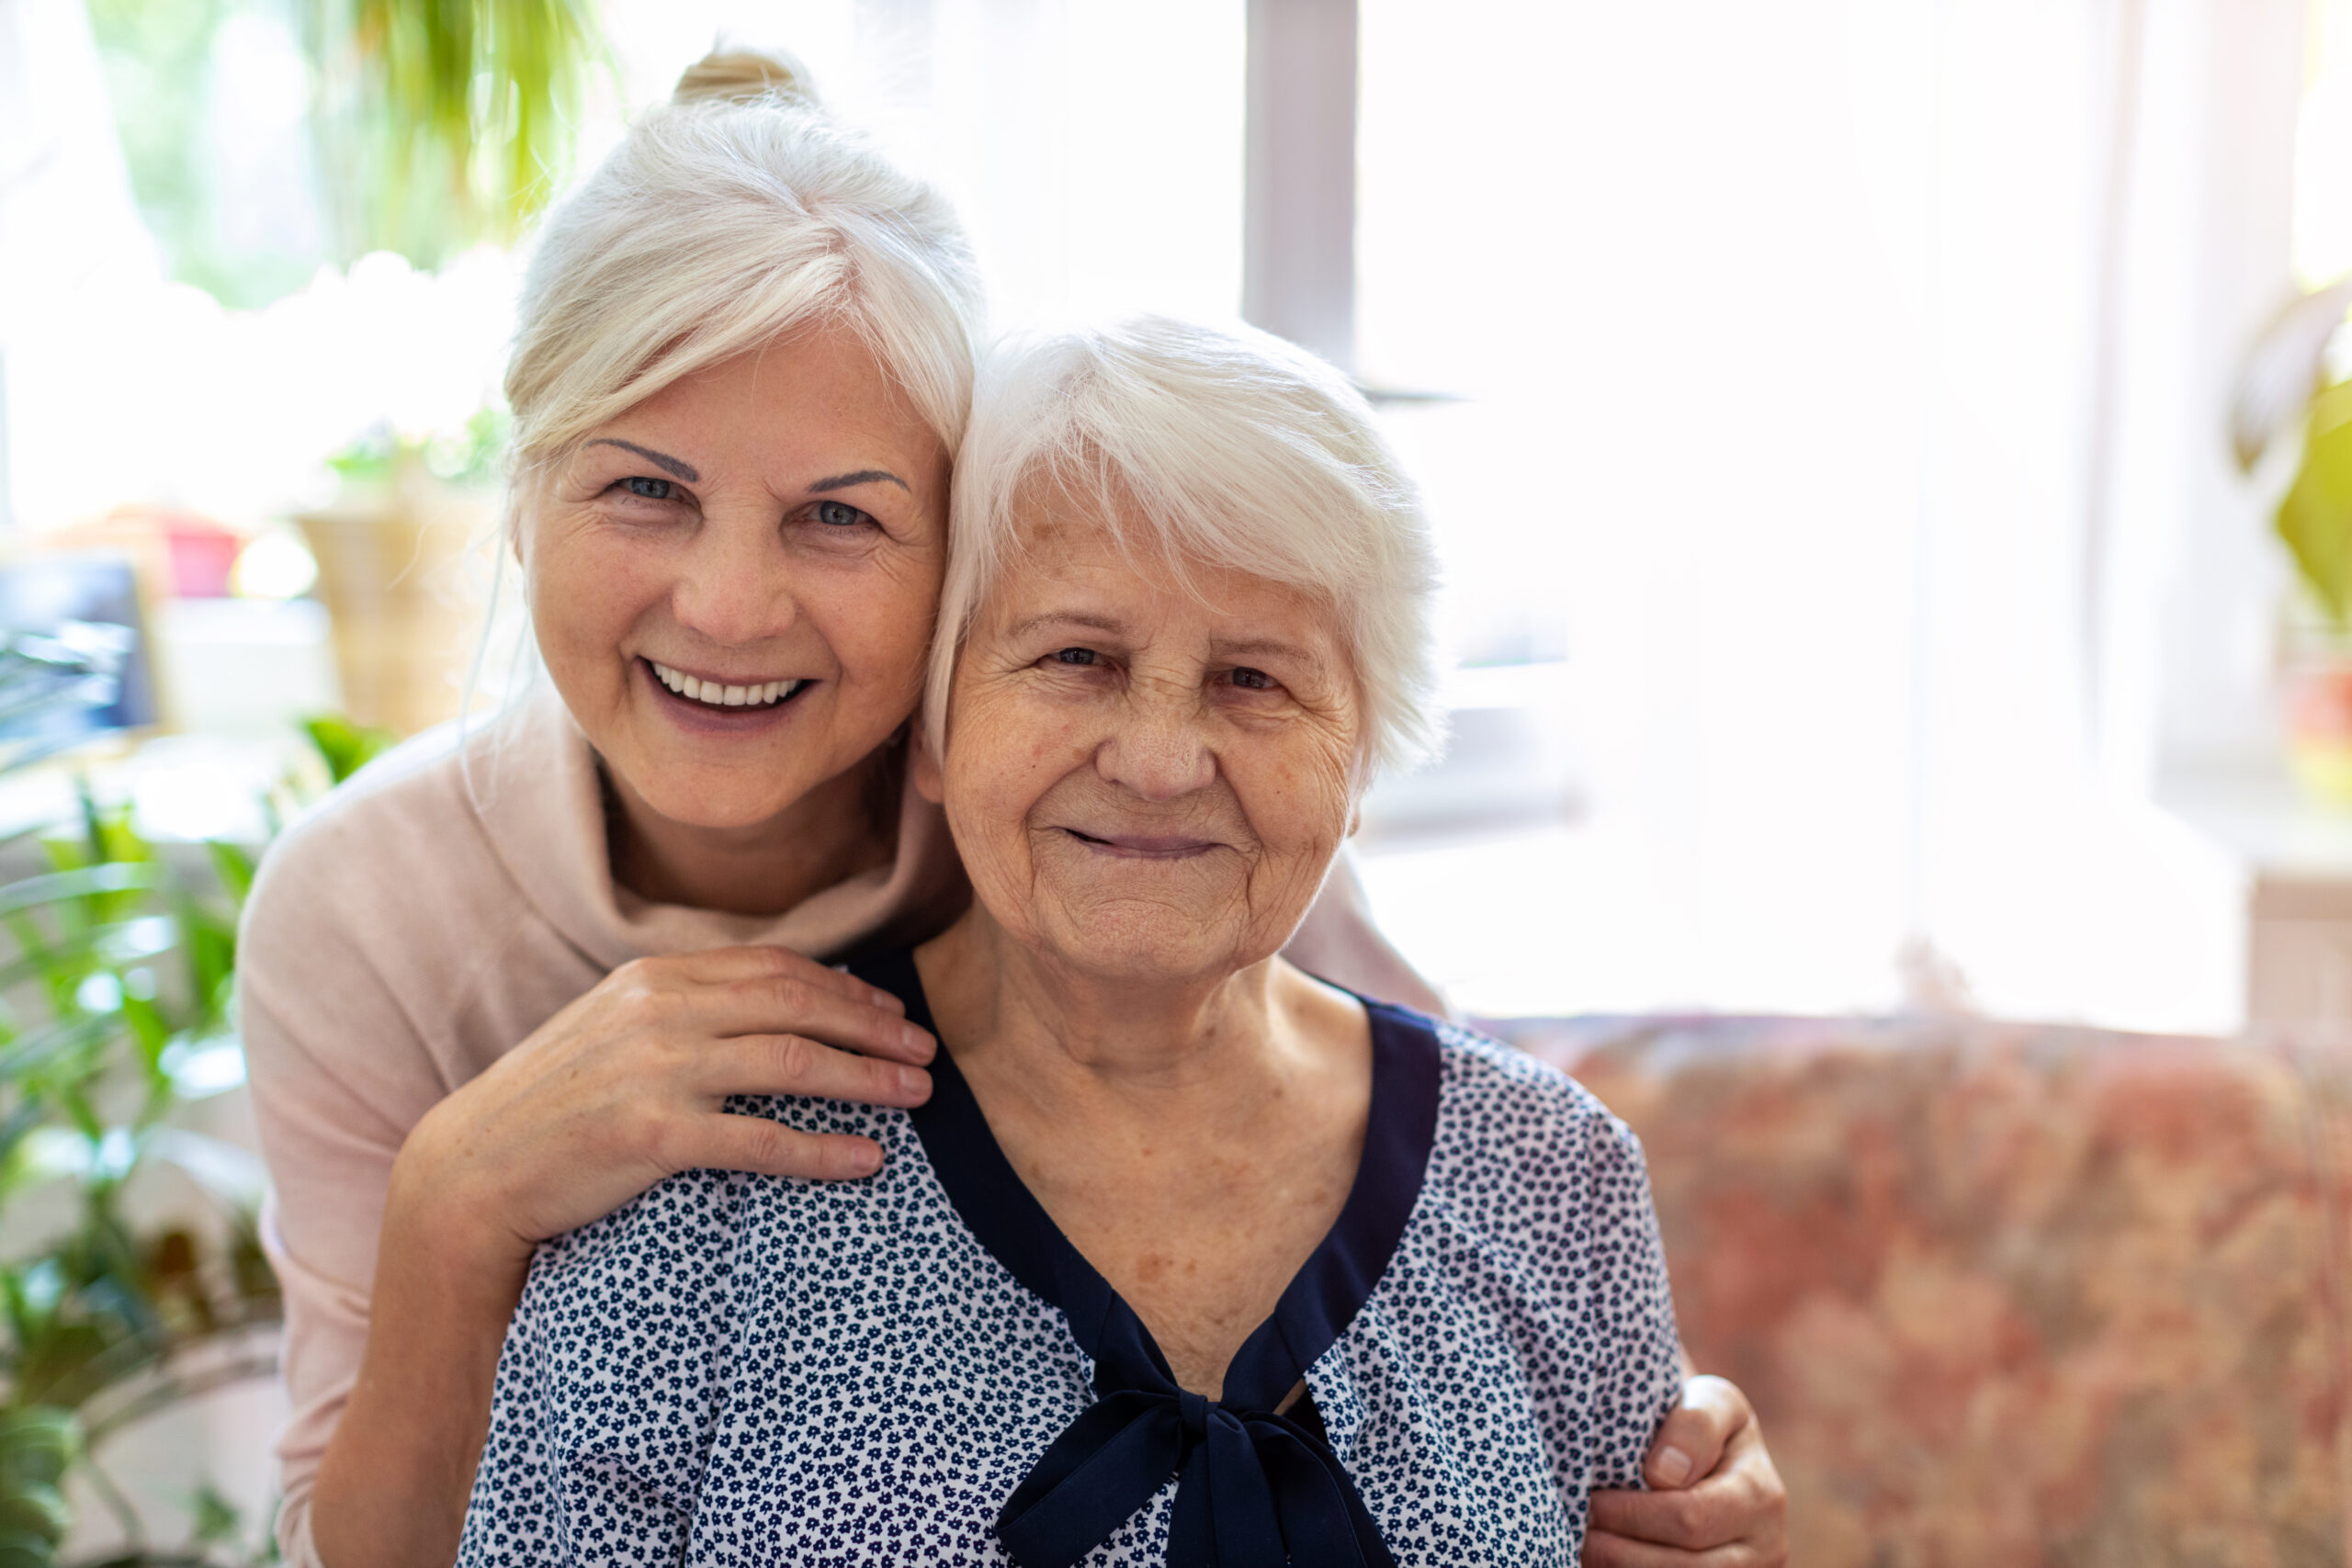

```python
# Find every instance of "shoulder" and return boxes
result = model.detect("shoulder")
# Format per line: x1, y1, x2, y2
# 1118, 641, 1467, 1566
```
1392, 1010, 1663, 1283
1422, 1014, 1651, 1188
525, 1097, 906, 1303
237, 705, 556, 1081
529, 1165, 752, 1300
241, 709, 522, 977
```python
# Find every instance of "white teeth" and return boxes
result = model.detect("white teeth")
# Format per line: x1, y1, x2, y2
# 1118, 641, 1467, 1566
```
651, 660, 802, 709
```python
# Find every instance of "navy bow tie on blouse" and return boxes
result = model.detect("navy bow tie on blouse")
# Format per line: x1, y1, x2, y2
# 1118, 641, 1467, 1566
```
874, 945, 1438, 1568
993, 1261, 1396, 1568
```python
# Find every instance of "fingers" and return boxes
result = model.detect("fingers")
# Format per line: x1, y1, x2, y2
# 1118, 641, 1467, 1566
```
1585, 1473, 1757, 1554
1589, 1380, 1789, 1568
686, 967, 936, 1066
1645, 1374, 1747, 1491
704, 1033, 933, 1109
694, 1111, 888, 1181
1579, 1528, 1755, 1568
654, 945, 909, 1017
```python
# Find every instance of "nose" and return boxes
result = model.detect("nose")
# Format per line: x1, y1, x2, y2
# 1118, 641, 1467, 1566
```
669, 510, 797, 647
1095, 686, 1216, 801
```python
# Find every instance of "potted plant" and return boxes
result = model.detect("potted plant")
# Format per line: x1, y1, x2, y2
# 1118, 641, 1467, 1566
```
2233, 276, 2352, 805
299, 412, 507, 738
0, 630, 390, 1567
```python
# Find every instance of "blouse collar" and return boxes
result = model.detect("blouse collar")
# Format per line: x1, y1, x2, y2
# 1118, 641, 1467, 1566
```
852, 945, 1441, 1568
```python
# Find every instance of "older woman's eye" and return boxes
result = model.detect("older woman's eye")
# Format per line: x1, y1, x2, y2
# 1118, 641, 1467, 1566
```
1229, 667, 1276, 691
816, 500, 871, 528
623, 476, 673, 501
1051, 648, 1102, 667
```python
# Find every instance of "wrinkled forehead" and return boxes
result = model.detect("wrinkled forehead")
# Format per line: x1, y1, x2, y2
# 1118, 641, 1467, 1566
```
978, 500, 1353, 667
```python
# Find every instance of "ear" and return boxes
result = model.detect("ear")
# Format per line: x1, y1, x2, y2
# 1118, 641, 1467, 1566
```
910, 719, 947, 806
1347, 804, 1363, 840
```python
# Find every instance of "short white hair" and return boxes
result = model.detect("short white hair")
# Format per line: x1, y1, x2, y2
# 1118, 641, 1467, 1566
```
504, 51, 983, 481
929, 316, 1443, 778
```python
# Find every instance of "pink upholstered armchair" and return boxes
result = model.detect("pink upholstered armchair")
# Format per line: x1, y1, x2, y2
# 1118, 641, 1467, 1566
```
1493, 1012, 2347, 1566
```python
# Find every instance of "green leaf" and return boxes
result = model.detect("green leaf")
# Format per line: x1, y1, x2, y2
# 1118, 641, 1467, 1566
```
187, 1478, 242, 1547
300, 714, 398, 785
308, 0, 608, 268
0, 1408, 74, 1489
2278, 381, 2352, 636
206, 840, 255, 908
0, 864, 155, 920
0, 1015, 119, 1084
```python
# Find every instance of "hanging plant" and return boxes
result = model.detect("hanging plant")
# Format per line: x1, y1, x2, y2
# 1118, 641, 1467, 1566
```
307, 0, 607, 269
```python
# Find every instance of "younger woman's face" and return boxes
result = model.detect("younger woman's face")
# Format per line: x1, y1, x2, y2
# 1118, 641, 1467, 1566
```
522, 323, 950, 832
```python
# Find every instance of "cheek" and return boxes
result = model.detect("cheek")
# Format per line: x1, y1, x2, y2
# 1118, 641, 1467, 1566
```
945, 690, 1087, 826
526, 520, 662, 657
1243, 734, 1359, 850
823, 558, 945, 694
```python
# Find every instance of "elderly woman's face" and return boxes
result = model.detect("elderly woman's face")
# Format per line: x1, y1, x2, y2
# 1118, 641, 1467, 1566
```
523, 323, 949, 830
928, 509, 1363, 982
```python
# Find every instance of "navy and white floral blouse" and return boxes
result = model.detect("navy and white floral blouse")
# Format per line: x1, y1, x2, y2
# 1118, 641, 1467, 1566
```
458, 950, 1683, 1566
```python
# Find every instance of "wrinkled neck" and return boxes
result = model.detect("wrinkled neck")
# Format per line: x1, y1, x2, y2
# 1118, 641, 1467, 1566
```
915, 901, 1291, 1111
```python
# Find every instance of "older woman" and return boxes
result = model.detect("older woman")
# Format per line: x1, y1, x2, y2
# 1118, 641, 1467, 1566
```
243, 50, 1781, 1568
458, 318, 1687, 1565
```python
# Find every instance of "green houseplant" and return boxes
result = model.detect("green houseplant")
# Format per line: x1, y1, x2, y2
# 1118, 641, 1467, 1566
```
306, 0, 607, 269
89, 0, 605, 304
0, 630, 391, 1568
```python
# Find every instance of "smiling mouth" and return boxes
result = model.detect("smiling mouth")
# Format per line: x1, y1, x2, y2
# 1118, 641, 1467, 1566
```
1063, 828, 1218, 859
646, 659, 810, 710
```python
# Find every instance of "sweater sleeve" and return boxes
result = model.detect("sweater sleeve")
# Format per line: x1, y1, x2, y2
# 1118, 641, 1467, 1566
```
238, 811, 481, 1568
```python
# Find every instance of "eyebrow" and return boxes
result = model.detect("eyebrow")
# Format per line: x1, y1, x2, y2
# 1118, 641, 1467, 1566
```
809, 469, 911, 494
1215, 637, 1321, 664
1002, 617, 1321, 666
1010, 612, 1125, 641
586, 438, 698, 481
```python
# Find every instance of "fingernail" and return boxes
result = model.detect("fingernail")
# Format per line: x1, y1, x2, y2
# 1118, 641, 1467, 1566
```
901, 1022, 933, 1055
853, 1143, 884, 1176
1655, 1446, 1693, 1486
898, 1065, 931, 1098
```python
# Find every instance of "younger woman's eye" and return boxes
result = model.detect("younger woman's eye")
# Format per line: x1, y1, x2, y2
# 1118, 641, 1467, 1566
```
622, 476, 673, 501
1230, 667, 1275, 691
815, 500, 872, 528
1053, 648, 1099, 667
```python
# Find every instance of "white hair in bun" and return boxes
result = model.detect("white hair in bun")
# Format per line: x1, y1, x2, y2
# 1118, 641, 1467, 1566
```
504, 46, 981, 490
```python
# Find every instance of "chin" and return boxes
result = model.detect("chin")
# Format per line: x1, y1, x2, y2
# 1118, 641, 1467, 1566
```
1036, 904, 1265, 984
630, 769, 811, 833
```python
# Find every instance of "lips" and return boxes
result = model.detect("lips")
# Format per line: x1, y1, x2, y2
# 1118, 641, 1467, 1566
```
648, 659, 808, 710
1062, 828, 1220, 858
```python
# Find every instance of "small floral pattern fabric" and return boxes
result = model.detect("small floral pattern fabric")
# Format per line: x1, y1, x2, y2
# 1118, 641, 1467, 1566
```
458, 980, 1680, 1566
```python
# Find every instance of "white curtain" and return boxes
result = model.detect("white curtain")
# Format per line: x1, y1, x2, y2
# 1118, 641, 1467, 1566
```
1347, 0, 2300, 1029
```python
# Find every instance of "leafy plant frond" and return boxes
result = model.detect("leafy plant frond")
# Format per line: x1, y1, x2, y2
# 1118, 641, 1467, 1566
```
0, 644, 363, 1564
309, 0, 608, 268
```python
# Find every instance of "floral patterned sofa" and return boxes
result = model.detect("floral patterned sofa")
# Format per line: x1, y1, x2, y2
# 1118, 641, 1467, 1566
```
1489, 1013, 2349, 1568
